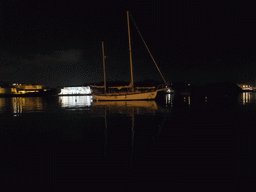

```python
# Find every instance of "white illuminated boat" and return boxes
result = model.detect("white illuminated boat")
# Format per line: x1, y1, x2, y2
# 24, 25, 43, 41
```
90, 11, 168, 101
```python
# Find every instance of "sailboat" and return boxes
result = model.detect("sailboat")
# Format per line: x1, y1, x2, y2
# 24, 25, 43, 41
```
90, 11, 168, 101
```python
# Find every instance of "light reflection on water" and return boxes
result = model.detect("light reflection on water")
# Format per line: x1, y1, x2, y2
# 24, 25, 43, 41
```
239, 92, 256, 105
59, 96, 92, 109
182, 95, 191, 105
243, 92, 250, 105
165, 94, 172, 106
0, 97, 43, 115
1, 92, 256, 115
90, 100, 158, 116
1, 93, 255, 191
0, 98, 8, 112
0, 96, 160, 116
242, 92, 250, 105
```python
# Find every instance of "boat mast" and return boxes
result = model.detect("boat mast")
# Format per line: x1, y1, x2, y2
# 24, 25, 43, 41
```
102, 41, 106, 93
129, 13, 168, 85
127, 11, 134, 91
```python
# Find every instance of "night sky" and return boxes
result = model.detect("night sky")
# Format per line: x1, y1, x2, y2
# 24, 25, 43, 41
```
0, 1, 256, 87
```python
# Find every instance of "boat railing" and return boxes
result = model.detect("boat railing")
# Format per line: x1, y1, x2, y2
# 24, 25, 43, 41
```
135, 86, 155, 90
157, 84, 169, 91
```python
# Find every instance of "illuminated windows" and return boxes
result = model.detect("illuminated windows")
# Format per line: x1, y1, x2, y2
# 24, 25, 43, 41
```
59, 86, 91, 95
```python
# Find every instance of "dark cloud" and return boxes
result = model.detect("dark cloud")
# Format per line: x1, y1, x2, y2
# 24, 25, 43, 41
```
0, 50, 20, 65
22, 49, 84, 65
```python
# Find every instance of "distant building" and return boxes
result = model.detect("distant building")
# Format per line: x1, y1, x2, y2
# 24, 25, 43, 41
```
0, 84, 44, 95
13, 84, 44, 94
237, 84, 253, 91
0, 87, 16, 94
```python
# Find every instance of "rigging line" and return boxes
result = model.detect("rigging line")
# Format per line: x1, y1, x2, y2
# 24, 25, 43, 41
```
129, 13, 167, 85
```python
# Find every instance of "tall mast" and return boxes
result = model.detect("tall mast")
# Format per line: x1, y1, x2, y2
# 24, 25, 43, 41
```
127, 11, 134, 91
102, 41, 106, 93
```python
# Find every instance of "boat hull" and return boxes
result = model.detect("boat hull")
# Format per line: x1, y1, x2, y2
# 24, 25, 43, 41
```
92, 91, 158, 101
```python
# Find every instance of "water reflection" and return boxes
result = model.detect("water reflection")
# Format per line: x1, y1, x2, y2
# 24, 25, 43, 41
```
0, 98, 8, 113
91, 101, 154, 169
91, 100, 157, 116
183, 95, 191, 105
91, 100, 159, 166
59, 96, 92, 109
243, 92, 250, 105
13, 97, 43, 115
103, 106, 135, 170
0, 97, 43, 115
165, 94, 173, 107
239, 92, 256, 105
167, 92, 193, 108
2, 92, 255, 116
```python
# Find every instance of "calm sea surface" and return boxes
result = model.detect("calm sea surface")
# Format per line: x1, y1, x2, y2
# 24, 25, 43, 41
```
0, 93, 255, 191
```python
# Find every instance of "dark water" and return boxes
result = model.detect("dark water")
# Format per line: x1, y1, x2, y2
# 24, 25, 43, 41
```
0, 93, 255, 191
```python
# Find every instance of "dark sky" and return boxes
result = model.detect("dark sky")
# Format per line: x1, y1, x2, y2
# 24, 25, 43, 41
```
0, 1, 256, 87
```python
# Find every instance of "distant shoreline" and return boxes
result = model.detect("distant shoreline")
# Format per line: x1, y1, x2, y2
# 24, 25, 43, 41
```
0, 93, 92, 97
58, 94, 92, 96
